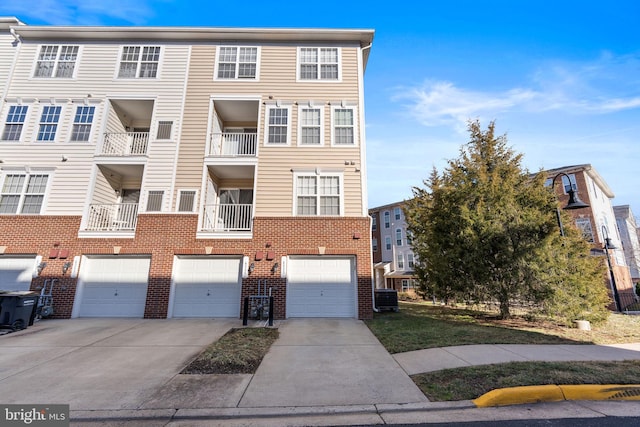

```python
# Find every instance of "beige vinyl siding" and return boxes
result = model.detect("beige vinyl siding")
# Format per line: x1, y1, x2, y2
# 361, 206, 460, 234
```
2, 41, 190, 216
177, 43, 364, 218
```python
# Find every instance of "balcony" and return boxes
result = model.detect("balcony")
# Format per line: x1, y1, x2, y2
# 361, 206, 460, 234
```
201, 204, 252, 232
99, 132, 149, 156
209, 132, 257, 157
85, 203, 139, 231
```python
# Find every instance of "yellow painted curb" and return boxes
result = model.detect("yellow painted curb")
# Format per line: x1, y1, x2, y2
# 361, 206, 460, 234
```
474, 385, 640, 407
473, 385, 564, 407
560, 384, 640, 401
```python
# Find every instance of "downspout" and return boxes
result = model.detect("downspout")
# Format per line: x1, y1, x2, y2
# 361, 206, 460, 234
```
370, 213, 379, 312
359, 41, 378, 313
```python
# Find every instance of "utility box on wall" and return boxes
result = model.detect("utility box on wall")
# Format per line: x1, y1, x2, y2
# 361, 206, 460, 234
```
374, 289, 399, 312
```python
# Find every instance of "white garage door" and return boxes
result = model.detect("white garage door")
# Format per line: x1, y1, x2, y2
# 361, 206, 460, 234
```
0, 257, 35, 291
75, 257, 150, 318
287, 256, 356, 318
171, 256, 242, 318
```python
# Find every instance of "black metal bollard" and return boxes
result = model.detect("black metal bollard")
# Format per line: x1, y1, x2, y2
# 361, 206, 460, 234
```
268, 296, 274, 326
242, 296, 249, 326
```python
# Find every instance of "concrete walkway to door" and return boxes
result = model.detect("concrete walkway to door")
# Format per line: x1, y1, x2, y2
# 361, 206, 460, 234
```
238, 318, 428, 407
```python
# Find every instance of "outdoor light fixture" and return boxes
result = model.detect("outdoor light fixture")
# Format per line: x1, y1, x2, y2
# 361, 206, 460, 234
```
62, 261, 72, 275
37, 262, 47, 275
248, 262, 255, 274
602, 225, 622, 312
271, 262, 279, 273
551, 172, 590, 236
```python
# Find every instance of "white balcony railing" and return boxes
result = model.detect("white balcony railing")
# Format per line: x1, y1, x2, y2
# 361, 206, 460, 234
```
86, 203, 139, 231
209, 132, 257, 157
100, 132, 149, 156
202, 203, 252, 231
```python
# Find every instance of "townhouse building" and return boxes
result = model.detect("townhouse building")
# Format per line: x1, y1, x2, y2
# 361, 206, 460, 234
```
0, 18, 375, 320
614, 205, 640, 283
545, 164, 636, 310
369, 201, 417, 293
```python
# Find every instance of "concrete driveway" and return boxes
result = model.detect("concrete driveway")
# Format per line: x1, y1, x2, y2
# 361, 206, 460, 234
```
0, 318, 426, 413
0, 318, 236, 410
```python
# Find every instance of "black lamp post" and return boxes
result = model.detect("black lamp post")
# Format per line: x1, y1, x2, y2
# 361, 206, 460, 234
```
602, 225, 622, 312
551, 172, 589, 236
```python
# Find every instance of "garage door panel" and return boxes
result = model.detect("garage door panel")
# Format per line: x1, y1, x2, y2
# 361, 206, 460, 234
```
287, 257, 356, 318
77, 257, 150, 318
0, 257, 35, 291
172, 257, 242, 318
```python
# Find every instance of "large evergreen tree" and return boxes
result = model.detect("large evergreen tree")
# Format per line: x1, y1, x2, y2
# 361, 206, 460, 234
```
405, 120, 608, 321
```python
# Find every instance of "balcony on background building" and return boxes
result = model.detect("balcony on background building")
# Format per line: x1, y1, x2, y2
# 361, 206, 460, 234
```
201, 203, 252, 232
99, 132, 149, 156
208, 132, 257, 157
85, 203, 139, 231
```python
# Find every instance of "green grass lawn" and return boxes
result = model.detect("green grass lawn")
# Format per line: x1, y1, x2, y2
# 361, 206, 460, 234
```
365, 301, 640, 401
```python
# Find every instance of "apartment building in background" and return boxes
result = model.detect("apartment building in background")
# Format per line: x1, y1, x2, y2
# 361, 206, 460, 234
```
0, 18, 375, 320
545, 164, 636, 310
614, 205, 640, 283
369, 201, 417, 294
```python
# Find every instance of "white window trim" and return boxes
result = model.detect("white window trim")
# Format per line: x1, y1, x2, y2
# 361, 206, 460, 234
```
214, 46, 261, 81
561, 174, 578, 194
383, 211, 390, 228
396, 228, 403, 246
69, 104, 96, 143
32, 45, 80, 79
1, 104, 30, 142
396, 254, 404, 270
385, 236, 391, 250
0, 168, 53, 215
297, 103, 324, 146
264, 103, 292, 146
296, 47, 342, 82
330, 105, 357, 147
155, 119, 174, 141
36, 104, 63, 143
176, 189, 198, 213
115, 45, 162, 79
292, 170, 344, 216
143, 189, 166, 213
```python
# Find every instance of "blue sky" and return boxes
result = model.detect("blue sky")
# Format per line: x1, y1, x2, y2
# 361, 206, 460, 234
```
3, 0, 639, 215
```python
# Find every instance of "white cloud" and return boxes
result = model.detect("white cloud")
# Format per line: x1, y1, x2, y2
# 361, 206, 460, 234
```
397, 53, 640, 130
2, 0, 159, 25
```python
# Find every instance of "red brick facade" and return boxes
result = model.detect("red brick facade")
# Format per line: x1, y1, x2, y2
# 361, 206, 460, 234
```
0, 215, 373, 320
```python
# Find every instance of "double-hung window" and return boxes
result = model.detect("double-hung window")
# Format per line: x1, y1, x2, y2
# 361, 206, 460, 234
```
394, 207, 401, 220
299, 106, 322, 145
397, 254, 404, 270
70, 106, 95, 142
0, 172, 49, 214
2, 106, 28, 141
37, 106, 62, 142
118, 46, 161, 78
265, 106, 290, 145
384, 211, 390, 228
295, 173, 342, 216
385, 236, 391, 251
216, 47, 258, 79
332, 106, 355, 145
561, 174, 578, 193
407, 253, 415, 269
34, 45, 78, 78
298, 47, 339, 80
396, 228, 403, 246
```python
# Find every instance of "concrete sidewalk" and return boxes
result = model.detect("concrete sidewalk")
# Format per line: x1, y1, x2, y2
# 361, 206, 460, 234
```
392, 342, 640, 375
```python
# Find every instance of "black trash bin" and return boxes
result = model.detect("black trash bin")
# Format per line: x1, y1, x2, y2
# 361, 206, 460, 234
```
0, 291, 39, 331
